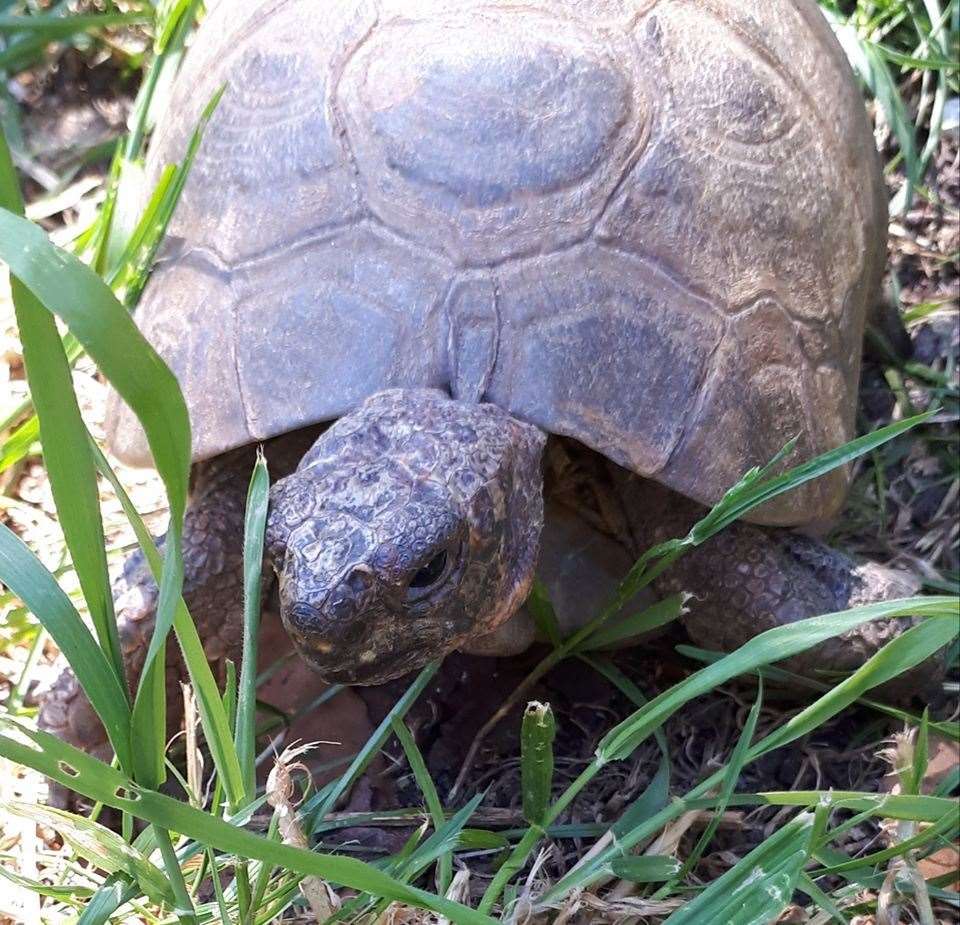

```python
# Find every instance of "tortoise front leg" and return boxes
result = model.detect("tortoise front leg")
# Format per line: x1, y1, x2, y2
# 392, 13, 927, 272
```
612, 474, 942, 697
38, 427, 323, 807
38, 447, 258, 807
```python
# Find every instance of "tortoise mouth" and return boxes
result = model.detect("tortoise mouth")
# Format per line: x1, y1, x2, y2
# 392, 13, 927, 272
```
297, 639, 437, 686
278, 533, 473, 685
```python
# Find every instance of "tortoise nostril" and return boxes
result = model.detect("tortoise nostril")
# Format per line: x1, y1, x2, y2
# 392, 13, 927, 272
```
327, 591, 357, 622
346, 567, 374, 594
342, 620, 366, 645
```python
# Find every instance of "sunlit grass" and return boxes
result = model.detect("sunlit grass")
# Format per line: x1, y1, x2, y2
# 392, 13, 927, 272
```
0, 1, 957, 922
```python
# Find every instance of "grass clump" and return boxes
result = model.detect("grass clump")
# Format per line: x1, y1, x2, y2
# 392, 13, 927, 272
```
0, 1, 958, 923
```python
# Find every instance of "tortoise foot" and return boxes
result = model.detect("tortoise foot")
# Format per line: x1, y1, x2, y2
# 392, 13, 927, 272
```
672, 528, 943, 701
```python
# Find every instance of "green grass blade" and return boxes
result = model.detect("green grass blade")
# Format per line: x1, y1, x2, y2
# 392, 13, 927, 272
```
405, 793, 486, 874
676, 644, 959, 739
754, 791, 957, 823
608, 856, 682, 883
89, 440, 246, 811
912, 708, 931, 794
306, 662, 440, 827
153, 828, 196, 923
686, 411, 935, 545
934, 766, 960, 798
596, 597, 956, 764
579, 655, 673, 856
334, 794, 485, 924
797, 871, 848, 924
580, 654, 672, 760
526, 580, 561, 646
0, 415, 39, 472
743, 615, 957, 758
809, 810, 958, 879
2, 801, 174, 907
824, 7, 920, 213
1, 127, 126, 695
521, 701, 555, 828
0, 522, 132, 769
237, 450, 269, 806
128, 0, 204, 160
206, 848, 234, 925
544, 600, 957, 901
872, 43, 958, 70
110, 85, 222, 306
390, 716, 453, 893
0, 11, 150, 72
96, 150, 147, 278
8, 278, 125, 668
663, 812, 815, 924
0, 12, 149, 37
86, 137, 125, 274
0, 208, 192, 520
568, 412, 934, 654
0, 722, 498, 925
666, 678, 764, 891
480, 702, 562, 913
1, 97, 215, 476
611, 756, 671, 841
76, 882, 129, 924
0, 203, 192, 788
0, 864, 94, 902
130, 655, 170, 788
577, 593, 686, 652
458, 829, 511, 851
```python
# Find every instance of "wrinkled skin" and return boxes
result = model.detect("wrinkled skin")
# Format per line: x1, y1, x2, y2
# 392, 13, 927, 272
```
265, 389, 545, 683
39, 389, 937, 814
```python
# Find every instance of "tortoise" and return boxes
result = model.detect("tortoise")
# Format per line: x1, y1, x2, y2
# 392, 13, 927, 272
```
41, 0, 926, 777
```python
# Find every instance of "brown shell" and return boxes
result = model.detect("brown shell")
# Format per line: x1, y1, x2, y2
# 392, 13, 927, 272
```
107, 0, 886, 525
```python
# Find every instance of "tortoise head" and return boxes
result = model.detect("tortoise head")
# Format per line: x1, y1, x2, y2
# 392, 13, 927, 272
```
265, 389, 545, 684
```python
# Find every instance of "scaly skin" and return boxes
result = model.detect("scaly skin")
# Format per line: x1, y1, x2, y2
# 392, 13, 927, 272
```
40, 394, 939, 809
266, 390, 546, 685
37, 434, 314, 808
547, 438, 934, 693
618, 474, 923, 680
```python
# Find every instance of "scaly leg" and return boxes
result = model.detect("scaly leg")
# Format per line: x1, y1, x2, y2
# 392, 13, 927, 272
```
38, 433, 315, 807
609, 471, 940, 695
545, 439, 938, 697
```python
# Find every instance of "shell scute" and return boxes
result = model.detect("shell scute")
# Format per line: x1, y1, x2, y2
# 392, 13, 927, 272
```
109, 0, 884, 524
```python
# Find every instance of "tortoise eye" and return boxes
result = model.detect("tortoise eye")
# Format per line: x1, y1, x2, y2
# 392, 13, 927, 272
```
409, 550, 448, 589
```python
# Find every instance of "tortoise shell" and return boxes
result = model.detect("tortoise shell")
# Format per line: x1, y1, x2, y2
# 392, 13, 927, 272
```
107, 0, 886, 526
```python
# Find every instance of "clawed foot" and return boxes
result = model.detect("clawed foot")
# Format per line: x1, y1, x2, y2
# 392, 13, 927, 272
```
669, 528, 940, 699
